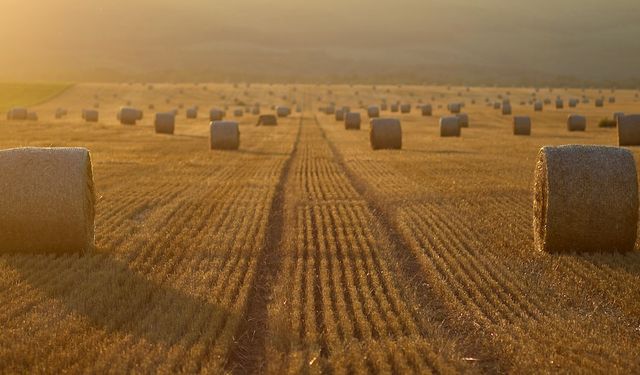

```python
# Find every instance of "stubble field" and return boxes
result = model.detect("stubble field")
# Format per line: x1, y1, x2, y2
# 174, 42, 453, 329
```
1, 83, 639, 374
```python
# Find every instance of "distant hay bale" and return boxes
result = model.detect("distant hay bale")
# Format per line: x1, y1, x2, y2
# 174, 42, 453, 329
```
534, 101, 543, 111
367, 106, 380, 118
440, 116, 460, 137
456, 113, 469, 128
233, 109, 244, 117
27, 112, 38, 121
609, 97, 616, 103
335, 109, 345, 121
0, 147, 95, 254
186, 108, 198, 119
55, 108, 67, 119
210, 121, 240, 150
380, 103, 388, 111
502, 103, 512, 115
257, 114, 278, 126
118, 107, 140, 125
421, 104, 432, 116
251, 106, 260, 115
544, 98, 551, 105
448, 103, 461, 114
569, 98, 578, 108
390, 103, 399, 113
209, 108, 225, 121
154, 112, 175, 134
400, 104, 411, 113
513, 116, 531, 135
345, 112, 361, 130
276, 106, 291, 118
567, 114, 587, 131
325, 105, 335, 115
533, 145, 638, 252
493, 102, 501, 110
83, 109, 99, 122
555, 99, 564, 109
595, 98, 604, 107
618, 114, 640, 146
370, 118, 402, 149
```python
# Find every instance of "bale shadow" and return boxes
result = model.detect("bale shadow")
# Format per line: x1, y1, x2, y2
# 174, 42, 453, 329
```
403, 148, 476, 155
557, 250, 640, 276
2, 251, 232, 345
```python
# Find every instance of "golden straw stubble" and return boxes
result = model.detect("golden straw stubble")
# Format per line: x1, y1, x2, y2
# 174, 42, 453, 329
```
533, 145, 638, 253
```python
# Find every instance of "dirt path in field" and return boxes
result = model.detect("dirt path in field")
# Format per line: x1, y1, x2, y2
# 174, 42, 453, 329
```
226, 111, 304, 373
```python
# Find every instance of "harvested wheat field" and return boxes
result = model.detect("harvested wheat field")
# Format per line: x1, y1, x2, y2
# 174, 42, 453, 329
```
0, 82, 639, 374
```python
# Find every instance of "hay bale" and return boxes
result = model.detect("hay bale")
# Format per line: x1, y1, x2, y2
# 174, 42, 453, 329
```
567, 114, 587, 131
26, 112, 38, 121
154, 112, 175, 134
534, 101, 543, 111
345, 112, 361, 130
400, 104, 411, 113
502, 103, 512, 115
440, 116, 460, 137
210, 121, 240, 150
533, 145, 638, 252
0, 147, 95, 254
257, 114, 278, 126
276, 106, 291, 117
186, 108, 198, 119
55, 108, 67, 119
209, 108, 225, 121
390, 103, 399, 113
493, 102, 501, 110
618, 114, 640, 146
370, 118, 402, 149
569, 98, 578, 108
251, 106, 260, 115
335, 109, 345, 121
448, 103, 461, 114
380, 103, 388, 111
367, 106, 380, 118
595, 98, 604, 107
233, 109, 244, 117
609, 97, 616, 103
513, 116, 531, 135
118, 107, 140, 125
555, 99, 564, 109
83, 109, 99, 122
325, 105, 335, 115
457, 113, 469, 128
421, 104, 432, 116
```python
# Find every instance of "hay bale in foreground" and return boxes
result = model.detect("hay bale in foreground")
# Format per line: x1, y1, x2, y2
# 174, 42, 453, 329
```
257, 114, 277, 126
618, 114, 640, 146
533, 145, 638, 252
210, 121, 240, 150
370, 118, 402, 149
83, 109, 99, 122
118, 107, 140, 125
0, 147, 95, 254
513, 116, 531, 135
154, 112, 175, 134
345, 112, 361, 130
567, 114, 587, 131
440, 116, 460, 137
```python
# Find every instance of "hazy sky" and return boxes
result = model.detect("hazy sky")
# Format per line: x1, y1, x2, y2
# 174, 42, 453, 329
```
1, 0, 639, 84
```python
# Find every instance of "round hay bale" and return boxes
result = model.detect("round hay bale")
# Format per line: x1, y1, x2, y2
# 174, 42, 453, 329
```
380, 103, 388, 111
210, 121, 240, 150
568, 98, 578, 108
448, 103, 461, 114
335, 109, 345, 121
233, 109, 244, 117
533, 145, 638, 252
251, 106, 260, 115
421, 104, 432, 116
555, 99, 564, 109
118, 107, 140, 125
457, 113, 469, 128
367, 106, 380, 118
390, 103, 399, 113
567, 114, 587, 131
618, 114, 640, 146
534, 101, 543, 111
513, 116, 531, 135
370, 118, 402, 149
502, 103, 512, 115
0, 147, 95, 254
209, 108, 225, 121
400, 104, 411, 113
609, 97, 616, 103
493, 102, 501, 110
27, 112, 38, 121
83, 109, 99, 122
186, 108, 198, 119
154, 112, 175, 134
257, 114, 278, 126
345, 112, 361, 130
595, 98, 604, 107
276, 106, 291, 118
440, 116, 460, 137
55, 108, 67, 119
